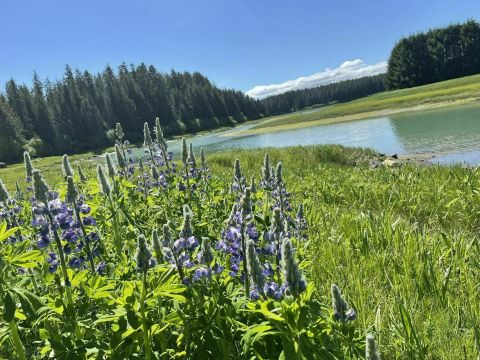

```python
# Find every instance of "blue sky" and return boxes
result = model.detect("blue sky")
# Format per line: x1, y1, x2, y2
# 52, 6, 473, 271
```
0, 0, 479, 96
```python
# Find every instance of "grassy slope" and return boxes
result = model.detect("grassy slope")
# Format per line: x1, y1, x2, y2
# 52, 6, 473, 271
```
238, 74, 480, 134
2, 144, 479, 357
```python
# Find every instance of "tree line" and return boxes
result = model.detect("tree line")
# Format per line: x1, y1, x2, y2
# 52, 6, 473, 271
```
260, 74, 386, 115
0, 64, 265, 162
386, 19, 480, 89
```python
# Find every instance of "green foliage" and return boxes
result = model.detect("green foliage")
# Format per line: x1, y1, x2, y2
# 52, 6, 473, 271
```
247, 74, 480, 133
387, 20, 480, 89
263, 74, 386, 114
0, 65, 265, 163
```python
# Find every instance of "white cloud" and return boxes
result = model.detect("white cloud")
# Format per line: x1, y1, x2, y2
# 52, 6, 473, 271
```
245, 59, 387, 99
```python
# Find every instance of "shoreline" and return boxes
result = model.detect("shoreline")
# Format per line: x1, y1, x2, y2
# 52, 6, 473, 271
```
224, 97, 480, 137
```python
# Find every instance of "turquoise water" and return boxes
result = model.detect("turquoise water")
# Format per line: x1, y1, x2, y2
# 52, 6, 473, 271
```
152, 104, 480, 165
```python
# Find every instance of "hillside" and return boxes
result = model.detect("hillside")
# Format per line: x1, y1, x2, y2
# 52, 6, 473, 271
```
236, 73, 480, 134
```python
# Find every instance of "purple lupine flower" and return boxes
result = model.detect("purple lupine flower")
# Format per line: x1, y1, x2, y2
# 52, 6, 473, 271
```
47, 252, 58, 273
96, 262, 107, 275
192, 267, 211, 282
249, 288, 261, 301
62, 229, 78, 242
37, 235, 51, 248
82, 216, 96, 226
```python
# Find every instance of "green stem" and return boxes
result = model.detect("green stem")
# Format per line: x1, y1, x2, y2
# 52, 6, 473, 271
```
241, 222, 249, 297
185, 165, 191, 205
46, 212, 75, 319
9, 320, 27, 360
140, 271, 152, 360
73, 201, 96, 273
107, 195, 122, 256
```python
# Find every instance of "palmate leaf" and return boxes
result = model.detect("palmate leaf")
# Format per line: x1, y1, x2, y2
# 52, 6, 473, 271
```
11, 286, 44, 320
241, 321, 283, 354
8, 250, 43, 268
0, 222, 19, 242
153, 283, 187, 303
94, 307, 127, 324
246, 301, 285, 323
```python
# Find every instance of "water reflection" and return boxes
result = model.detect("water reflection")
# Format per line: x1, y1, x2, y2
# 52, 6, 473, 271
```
389, 104, 480, 155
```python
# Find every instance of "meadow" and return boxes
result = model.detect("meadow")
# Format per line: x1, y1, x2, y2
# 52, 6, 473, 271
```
1, 119, 479, 359
233, 74, 480, 135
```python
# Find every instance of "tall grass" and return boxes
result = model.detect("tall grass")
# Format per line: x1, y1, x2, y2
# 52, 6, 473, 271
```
210, 146, 480, 358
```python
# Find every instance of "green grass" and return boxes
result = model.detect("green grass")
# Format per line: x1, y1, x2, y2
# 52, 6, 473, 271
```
208, 145, 480, 358
246, 74, 480, 133
0, 152, 102, 190
2, 144, 480, 358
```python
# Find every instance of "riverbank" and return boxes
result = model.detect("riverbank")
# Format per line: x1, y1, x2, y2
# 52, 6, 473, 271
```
226, 73, 480, 136
227, 97, 479, 136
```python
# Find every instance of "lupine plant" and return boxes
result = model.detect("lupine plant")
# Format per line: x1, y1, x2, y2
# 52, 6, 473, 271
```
0, 120, 375, 359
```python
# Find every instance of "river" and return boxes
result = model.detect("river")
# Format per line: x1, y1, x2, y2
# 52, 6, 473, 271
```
151, 103, 480, 165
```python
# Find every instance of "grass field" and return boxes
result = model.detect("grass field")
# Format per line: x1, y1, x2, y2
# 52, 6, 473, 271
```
3, 145, 479, 357
230, 74, 480, 135
210, 146, 480, 358
0, 151, 100, 189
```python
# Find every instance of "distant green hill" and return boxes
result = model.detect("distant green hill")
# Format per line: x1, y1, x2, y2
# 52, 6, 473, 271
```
243, 73, 480, 133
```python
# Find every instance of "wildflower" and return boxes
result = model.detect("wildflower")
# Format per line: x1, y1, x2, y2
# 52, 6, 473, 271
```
197, 237, 214, 265
331, 284, 356, 322
192, 267, 211, 282
144, 122, 153, 148
249, 288, 261, 301
233, 159, 244, 191
61, 154, 74, 178
154, 117, 167, 152
246, 239, 265, 298
96, 261, 107, 275
188, 143, 196, 169
32, 170, 50, 204
200, 148, 208, 175
66, 176, 78, 204
366, 334, 381, 360
96, 165, 111, 195
250, 175, 256, 193
151, 229, 162, 264
105, 154, 116, 179
136, 234, 153, 273
262, 153, 271, 183
0, 179, 10, 203
162, 223, 173, 247
275, 162, 283, 184
180, 205, 194, 239
263, 281, 283, 300
24, 151, 34, 181
115, 122, 124, 142
151, 165, 159, 181
14, 181, 23, 201
181, 138, 188, 166
77, 164, 87, 182
115, 144, 126, 169
281, 238, 306, 297
47, 252, 59, 273
241, 187, 252, 219
272, 207, 282, 239
295, 203, 308, 240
